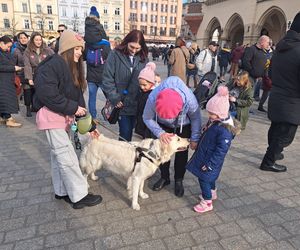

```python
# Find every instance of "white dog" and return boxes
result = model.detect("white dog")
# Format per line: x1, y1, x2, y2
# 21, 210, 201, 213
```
79, 134, 189, 210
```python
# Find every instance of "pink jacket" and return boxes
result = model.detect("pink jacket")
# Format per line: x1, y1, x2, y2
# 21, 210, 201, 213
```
36, 106, 73, 131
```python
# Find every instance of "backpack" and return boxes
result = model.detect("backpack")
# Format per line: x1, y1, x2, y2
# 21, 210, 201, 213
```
86, 47, 104, 66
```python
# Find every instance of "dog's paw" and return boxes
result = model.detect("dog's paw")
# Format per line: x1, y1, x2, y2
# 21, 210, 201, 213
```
139, 193, 149, 199
90, 173, 99, 181
132, 203, 140, 210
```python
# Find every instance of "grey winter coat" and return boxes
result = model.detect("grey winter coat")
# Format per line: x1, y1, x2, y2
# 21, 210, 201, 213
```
13, 43, 28, 84
0, 49, 18, 114
101, 50, 148, 116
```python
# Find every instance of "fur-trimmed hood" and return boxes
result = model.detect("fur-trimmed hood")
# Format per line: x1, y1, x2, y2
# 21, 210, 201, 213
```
220, 118, 242, 136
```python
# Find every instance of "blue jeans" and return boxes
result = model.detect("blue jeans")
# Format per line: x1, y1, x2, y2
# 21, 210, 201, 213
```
118, 115, 136, 141
198, 178, 216, 200
253, 79, 262, 99
88, 82, 101, 119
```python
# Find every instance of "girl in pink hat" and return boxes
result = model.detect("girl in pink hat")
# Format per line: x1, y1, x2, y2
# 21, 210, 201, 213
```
186, 86, 241, 213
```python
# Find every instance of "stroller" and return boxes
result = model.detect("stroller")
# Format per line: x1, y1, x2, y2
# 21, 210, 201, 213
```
193, 71, 221, 109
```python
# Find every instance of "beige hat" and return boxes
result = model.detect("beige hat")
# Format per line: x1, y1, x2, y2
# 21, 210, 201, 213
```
58, 30, 85, 55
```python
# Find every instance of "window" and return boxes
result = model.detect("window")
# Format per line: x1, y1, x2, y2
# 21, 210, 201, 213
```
169, 28, 176, 36
131, 24, 137, 30
103, 21, 108, 30
37, 20, 43, 30
103, 6, 108, 14
160, 16, 166, 24
141, 2, 147, 11
73, 8, 78, 17
170, 16, 176, 24
48, 20, 53, 30
36, 4, 41, 14
2, 3, 8, 12
22, 3, 28, 13
130, 1, 137, 9
129, 13, 137, 22
160, 27, 166, 36
150, 26, 157, 35
140, 14, 147, 22
84, 9, 88, 17
4, 19, 10, 28
62, 7, 66, 17
151, 3, 157, 11
140, 25, 147, 35
47, 5, 52, 14
114, 22, 120, 31
115, 7, 120, 15
24, 19, 30, 29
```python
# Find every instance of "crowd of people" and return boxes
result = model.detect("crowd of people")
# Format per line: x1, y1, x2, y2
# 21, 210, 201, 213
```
0, 7, 299, 213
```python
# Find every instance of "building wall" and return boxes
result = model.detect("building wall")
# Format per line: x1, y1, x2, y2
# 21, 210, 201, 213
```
0, 0, 14, 36
124, 0, 182, 44
196, 0, 300, 48
13, 0, 59, 38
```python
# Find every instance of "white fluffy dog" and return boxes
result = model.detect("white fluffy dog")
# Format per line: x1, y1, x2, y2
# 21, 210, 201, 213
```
80, 134, 189, 210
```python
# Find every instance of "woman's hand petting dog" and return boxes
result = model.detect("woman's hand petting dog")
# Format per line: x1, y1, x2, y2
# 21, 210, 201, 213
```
75, 106, 87, 116
160, 133, 175, 144
90, 129, 100, 139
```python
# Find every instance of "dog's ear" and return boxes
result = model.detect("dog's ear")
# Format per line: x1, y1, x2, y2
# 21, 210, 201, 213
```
157, 139, 173, 163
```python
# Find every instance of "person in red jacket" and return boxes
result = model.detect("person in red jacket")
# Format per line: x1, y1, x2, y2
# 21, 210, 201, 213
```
230, 43, 244, 78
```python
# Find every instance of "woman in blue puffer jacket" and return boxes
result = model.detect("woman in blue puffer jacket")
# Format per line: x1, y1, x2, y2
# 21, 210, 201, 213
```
186, 86, 241, 214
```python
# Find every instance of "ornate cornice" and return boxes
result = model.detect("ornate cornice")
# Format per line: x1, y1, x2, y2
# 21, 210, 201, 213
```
205, 0, 228, 6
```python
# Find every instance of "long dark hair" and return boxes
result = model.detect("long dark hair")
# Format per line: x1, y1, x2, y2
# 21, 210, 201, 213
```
60, 48, 86, 91
116, 30, 148, 62
27, 32, 45, 52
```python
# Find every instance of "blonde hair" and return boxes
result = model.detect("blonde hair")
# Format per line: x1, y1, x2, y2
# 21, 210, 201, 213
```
234, 71, 251, 89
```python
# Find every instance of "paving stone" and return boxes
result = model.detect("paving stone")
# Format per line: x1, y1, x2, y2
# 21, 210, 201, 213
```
1, 176, 24, 185
0, 209, 12, 221
216, 209, 242, 222
155, 210, 182, 223
26, 194, 52, 205
192, 242, 224, 250
97, 210, 123, 224
45, 231, 75, 248
0, 244, 13, 250
26, 212, 55, 226
174, 217, 200, 233
221, 197, 244, 208
219, 235, 251, 250
277, 197, 298, 208
190, 227, 220, 244
11, 204, 39, 218
67, 240, 94, 250
137, 239, 166, 250
259, 181, 283, 190
14, 237, 44, 250
68, 215, 98, 229
132, 214, 158, 228
118, 247, 137, 250
145, 201, 170, 214
38, 221, 67, 235
266, 225, 291, 240
289, 235, 300, 249
95, 234, 124, 249
278, 208, 300, 221
258, 212, 286, 226
0, 198, 25, 210
0, 218, 25, 232
239, 194, 262, 205
105, 199, 130, 211
76, 225, 105, 240
149, 223, 176, 239
164, 233, 195, 249
282, 220, 300, 234
214, 222, 243, 237
243, 229, 275, 247
236, 217, 264, 232
265, 241, 295, 250
16, 187, 41, 198
0, 191, 17, 201
105, 219, 133, 235
276, 188, 299, 197
121, 229, 151, 245
4, 226, 36, 243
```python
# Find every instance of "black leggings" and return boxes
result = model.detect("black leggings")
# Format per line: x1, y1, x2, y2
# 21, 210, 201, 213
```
158, 124, 191, 181
23, 87, 35, 107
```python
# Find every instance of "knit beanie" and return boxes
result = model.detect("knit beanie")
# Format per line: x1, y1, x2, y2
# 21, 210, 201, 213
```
138, 62, 156, 84
156, 89, 183, 119
206, 86, 230, 119
58, 30, 85, 55
90, 6, 100, 18
290, 12, 300, 33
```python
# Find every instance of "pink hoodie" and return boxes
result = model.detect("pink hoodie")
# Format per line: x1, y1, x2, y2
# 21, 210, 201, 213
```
36, 106, 74, 131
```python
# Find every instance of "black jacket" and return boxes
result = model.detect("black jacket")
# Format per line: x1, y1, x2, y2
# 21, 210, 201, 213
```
268, 30, 300, 125
85, 43, 111, 84
218, 48, 231, 67
0, 49, 18, 114
33, 54, 85, 115
84, 17, 108, 46
135, 90, 152, 138
242, 45, 267, 78
54, 37, 60, 53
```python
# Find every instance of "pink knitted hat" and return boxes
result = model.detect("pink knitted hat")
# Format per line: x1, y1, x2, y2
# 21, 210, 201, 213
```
138, 62, 156, 84
156, 89, 183, 119
206, 86, 230, 119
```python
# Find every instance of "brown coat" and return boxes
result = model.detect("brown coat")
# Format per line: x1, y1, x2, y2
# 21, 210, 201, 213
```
169, 46, 190, 83
24, 45, 54, 81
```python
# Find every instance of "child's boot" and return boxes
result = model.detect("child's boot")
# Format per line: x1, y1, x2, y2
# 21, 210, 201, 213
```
194, 199, 213, 213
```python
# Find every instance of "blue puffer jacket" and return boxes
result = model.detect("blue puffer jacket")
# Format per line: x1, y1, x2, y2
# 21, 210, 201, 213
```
143, 76, 201, 142
186, 118, 241, 182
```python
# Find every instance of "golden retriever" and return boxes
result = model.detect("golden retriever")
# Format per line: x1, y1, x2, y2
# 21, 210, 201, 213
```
79, 134, 189, 210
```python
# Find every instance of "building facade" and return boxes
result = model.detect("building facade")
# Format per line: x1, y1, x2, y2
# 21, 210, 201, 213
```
196, 0, 300, 48
124, 0, 183, 44
12, 0, 59, 38
0, 0, 14, 36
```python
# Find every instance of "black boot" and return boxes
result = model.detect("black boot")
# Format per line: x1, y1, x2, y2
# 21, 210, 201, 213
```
26, 106, 32, 117
175, 179, 184, 197
152, 178, 170, 191
73, 193, 102, 209
260, 163, 287, 172
55, 194, 72, 204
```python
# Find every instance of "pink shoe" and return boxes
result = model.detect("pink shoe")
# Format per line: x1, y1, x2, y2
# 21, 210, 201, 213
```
199, 189, 217, 201
193, 200, 213, 213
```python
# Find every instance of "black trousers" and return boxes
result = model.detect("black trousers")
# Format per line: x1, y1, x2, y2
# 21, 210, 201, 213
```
23, 87, 34, 107
261, 122, 298, 167
158, 124, 191, 181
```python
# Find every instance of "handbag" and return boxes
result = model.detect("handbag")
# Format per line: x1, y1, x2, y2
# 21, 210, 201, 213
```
15, 75, 22, 96
101, 70, 134, 124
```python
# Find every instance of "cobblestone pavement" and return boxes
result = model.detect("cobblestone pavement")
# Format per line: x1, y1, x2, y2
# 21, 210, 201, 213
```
1, 60, 300, 250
